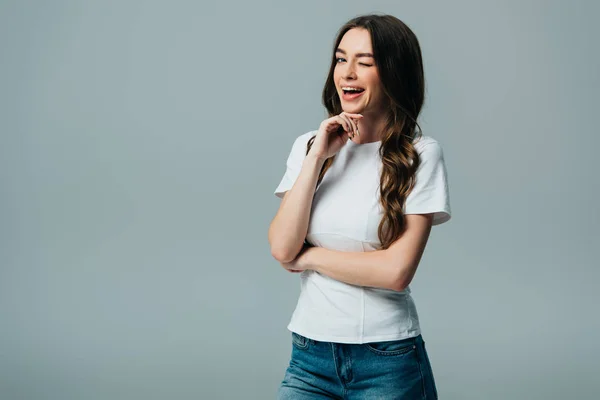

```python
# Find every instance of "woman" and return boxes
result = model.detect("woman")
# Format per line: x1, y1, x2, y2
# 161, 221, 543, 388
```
269, 14, 450, 399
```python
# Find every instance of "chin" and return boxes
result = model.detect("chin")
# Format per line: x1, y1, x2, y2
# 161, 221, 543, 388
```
341, 104, 365, 113
340, 101, 365, 113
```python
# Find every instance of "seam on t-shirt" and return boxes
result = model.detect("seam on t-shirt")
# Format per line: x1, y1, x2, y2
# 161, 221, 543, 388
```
414, 136, 438, 151
360, 242, 366, 342
307, 231, 381, 245
405, 295, 413, 335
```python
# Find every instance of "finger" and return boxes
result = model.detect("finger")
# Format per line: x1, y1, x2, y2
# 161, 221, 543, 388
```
343, 113, 363, 119
341, 112, 362, 135
348, 116, 359, 137
343, 114, 358, 138
334, 115, 351, 134
338, 114, 355, 138
343, 113, 360, 137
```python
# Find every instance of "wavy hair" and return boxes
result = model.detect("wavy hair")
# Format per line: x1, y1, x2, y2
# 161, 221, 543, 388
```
306, 14, 425, 250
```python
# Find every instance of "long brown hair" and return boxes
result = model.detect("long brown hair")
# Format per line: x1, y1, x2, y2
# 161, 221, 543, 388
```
307, 14, 425, 250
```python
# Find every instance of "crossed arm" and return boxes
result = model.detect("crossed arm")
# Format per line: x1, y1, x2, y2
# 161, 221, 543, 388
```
269, 152, 435, 292
278, 213, 434, 292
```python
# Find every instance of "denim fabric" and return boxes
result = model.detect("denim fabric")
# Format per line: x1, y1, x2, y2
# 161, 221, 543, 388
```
277, 333, 438, 399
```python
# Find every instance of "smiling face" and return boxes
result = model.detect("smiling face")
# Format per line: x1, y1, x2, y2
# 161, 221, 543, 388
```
333, 28, 387, 115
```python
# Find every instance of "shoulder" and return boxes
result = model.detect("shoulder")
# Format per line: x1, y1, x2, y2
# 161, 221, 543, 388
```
288, 130, 318, 156
293, 130, 318, 146
412, 134, 445, 160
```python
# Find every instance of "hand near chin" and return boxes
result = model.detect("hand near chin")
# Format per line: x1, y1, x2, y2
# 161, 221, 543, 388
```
310, 112, 363, 160
281, 243, 316, 274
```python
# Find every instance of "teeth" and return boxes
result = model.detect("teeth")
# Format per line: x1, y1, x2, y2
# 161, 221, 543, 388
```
342, 87, 364, 92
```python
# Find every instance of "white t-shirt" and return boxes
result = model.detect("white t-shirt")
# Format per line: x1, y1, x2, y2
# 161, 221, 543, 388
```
273, 130, 451, 344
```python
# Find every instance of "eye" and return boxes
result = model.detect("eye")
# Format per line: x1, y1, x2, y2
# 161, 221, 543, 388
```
360, 63, 373, 67
335, 57, 346, 63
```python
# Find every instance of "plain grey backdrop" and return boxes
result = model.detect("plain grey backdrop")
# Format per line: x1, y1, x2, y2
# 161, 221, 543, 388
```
1, 0, 598, 399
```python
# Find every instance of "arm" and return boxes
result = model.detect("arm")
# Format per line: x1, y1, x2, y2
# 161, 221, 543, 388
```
283, 139, 450, 288
301, 213, 434, 291
268, 154, 325, 263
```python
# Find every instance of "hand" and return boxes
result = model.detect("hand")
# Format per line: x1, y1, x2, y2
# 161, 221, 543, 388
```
280, 244, 316, 274
309, 112, 363, 161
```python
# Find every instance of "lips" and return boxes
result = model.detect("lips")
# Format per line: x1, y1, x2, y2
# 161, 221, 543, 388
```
340, 85, 365, 101
341, 86, 365, 94
341, 89, 365, 101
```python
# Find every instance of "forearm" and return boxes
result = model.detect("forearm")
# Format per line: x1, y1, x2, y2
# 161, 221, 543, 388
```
269, 154, 325, 263
308, 247, 405, 292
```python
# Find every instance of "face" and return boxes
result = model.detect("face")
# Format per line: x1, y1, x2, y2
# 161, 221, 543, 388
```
333, 28, 386, 115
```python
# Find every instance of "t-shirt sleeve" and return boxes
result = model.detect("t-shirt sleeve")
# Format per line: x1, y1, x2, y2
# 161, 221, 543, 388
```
404, 141, 452, 226
273, 133, 312, 199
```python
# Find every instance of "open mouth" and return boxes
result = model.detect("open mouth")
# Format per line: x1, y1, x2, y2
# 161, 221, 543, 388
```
342, 87, 365, 95
341, 87, 365, 101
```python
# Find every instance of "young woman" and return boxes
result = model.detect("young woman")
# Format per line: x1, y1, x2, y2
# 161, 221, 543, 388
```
269, 14, 451, 399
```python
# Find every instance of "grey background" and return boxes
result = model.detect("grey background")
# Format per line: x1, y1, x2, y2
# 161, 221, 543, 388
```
1, 0, 598, 399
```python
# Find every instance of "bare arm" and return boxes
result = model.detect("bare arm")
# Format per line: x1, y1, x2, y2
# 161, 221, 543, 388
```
286, 214, 434, 291
269, 112, 362, 264
268, 154, 325, 263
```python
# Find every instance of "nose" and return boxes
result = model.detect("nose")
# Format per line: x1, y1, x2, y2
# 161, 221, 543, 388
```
342, 62, 357, 80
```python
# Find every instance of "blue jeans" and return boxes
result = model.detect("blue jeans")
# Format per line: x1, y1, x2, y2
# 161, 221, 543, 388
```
278, 332, 438, 399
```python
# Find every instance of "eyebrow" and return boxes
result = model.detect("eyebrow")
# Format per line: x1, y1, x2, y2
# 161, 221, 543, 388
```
335, 48, 374, 58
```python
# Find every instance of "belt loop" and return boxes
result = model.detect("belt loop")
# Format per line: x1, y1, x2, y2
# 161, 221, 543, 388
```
414, 334, 422, 346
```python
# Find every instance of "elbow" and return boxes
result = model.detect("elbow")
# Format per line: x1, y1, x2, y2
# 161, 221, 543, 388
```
268, 226, 300, 263
390, 279, 408, 292
270, 247, 298, 264
389, 266, 413, 292
268, 234, 290, 264
268, 232, 304, 264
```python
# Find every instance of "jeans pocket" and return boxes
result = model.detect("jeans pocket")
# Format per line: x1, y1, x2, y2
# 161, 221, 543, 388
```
291, 332, 309, 350
365, 338, 417, 356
